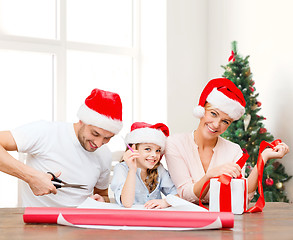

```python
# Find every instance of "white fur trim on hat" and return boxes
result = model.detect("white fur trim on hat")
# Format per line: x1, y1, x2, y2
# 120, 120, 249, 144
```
193, 105, 205, 118
125, 128, 167, 152
207, 88, 245, 120
77, 104, 123, 134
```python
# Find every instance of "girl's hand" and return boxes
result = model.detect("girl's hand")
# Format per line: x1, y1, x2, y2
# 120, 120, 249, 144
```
122, 144, 140, 171
90, 194, 105, 202
144, 199, 171, 209
262, 142, 290, 164
206, 162, 242, 179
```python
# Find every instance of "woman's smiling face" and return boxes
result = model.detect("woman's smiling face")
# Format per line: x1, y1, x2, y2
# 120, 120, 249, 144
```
199, 106, 233, 140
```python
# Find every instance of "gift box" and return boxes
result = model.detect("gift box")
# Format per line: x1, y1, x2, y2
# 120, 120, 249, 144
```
209, 178, 248, 215
199, 140, 282, 215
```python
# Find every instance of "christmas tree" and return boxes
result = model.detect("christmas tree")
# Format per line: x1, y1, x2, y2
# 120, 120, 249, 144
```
221, 41, 291, 202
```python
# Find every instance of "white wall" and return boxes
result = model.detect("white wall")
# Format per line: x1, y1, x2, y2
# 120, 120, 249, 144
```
167, 0, 293, 201
167, 0, 208, 134
139, 0, 167, 124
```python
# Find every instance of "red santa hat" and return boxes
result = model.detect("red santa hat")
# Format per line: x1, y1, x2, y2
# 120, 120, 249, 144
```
77, 88, 123, 134
125, 122, 169, 152
193, 78, 246, 120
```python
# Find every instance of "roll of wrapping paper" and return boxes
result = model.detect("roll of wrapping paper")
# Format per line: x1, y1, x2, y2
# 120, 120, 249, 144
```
23, 207, 234, 229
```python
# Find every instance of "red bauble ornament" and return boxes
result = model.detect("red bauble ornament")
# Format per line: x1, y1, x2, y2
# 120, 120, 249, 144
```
265, 178, 274, 186
249, 87, 255, 92
257, 101, 262, 107
259, 128, 267, 134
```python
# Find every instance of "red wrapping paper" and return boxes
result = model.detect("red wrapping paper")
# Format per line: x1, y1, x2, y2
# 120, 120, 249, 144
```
23, 207, 234, 229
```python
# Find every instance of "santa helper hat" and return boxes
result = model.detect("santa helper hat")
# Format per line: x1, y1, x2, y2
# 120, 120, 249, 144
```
125, 122, 170, 152
193, 78, 246, 120
77, 88, 123, 134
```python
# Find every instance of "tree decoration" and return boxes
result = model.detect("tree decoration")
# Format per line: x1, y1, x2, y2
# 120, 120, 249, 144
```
265, 177, 274, 186
243, 114, 251, 131
221, 41, 292, 202
259, 128, 267, 134
276, 182, 283, 190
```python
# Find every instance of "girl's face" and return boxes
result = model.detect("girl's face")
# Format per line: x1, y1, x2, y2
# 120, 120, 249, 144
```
136, 143, 161, 171
199, 107, 233, 140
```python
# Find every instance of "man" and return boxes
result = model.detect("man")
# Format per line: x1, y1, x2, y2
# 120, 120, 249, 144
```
0, 88, 123, 207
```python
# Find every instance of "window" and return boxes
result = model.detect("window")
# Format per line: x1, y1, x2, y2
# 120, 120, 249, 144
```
0, 0, 138, 207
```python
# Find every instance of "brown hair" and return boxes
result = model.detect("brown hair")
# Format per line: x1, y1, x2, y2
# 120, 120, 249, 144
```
121, 143, 159, 193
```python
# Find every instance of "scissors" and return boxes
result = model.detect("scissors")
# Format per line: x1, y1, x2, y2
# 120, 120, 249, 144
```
48, 172, 88, 190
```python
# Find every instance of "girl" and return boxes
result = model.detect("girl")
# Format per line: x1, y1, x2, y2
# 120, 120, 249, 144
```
111, 122, 178, 209
165, 78, 289, 204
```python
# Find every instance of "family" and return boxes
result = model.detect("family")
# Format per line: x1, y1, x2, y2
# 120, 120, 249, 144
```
0, 78, 289, 208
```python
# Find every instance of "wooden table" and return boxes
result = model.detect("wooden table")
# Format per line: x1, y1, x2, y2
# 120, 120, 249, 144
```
1, 203, 293, 240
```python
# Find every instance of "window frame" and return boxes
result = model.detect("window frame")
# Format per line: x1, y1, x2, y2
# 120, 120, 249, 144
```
0, 0, 140, 207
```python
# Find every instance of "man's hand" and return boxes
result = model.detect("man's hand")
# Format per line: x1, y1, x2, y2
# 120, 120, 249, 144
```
94, 187, 109, 202
27, 171, 61, 196
90, 194, 105, 202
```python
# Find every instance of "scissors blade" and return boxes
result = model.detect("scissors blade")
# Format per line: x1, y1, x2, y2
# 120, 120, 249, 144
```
61, 184, 88, 190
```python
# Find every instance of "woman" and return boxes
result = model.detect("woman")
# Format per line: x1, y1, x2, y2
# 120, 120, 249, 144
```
165, 78, 289, 204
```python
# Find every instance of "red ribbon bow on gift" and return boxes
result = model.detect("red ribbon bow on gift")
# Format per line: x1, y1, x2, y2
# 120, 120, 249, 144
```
228, 51, 236, 62
199, 139, 282, 213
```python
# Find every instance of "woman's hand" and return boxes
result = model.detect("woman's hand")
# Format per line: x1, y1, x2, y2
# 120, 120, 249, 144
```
144, 199, 171, 209
262, 142, 290, 164
122, 144, 140, 171
206, 162, 242, 179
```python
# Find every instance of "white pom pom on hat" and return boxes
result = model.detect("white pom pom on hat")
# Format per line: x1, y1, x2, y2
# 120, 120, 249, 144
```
77, 88, 123, 134
193, 78, 246, 120
125, 122, 169, 152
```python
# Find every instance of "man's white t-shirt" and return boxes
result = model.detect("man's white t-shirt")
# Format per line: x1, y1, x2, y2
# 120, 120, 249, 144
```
11, 121, 112, 207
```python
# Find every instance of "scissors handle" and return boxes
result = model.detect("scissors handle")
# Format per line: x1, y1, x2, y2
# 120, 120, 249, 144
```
53, 183, 62, 189
47, 172, 66, 184
48, 172, 87, 190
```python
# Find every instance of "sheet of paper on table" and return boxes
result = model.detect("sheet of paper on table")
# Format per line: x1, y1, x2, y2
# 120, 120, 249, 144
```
77, 195, 207, 211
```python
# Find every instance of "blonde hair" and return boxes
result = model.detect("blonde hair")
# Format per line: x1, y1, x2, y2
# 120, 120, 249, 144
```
204, 102, 213, 111
204, 102, 234, 122
121, 143, 159, 193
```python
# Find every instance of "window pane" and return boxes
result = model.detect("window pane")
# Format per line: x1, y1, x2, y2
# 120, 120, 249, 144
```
0, 50, 54, 207
67, 0, 132, 47
0, 0, 56, 39
0, 50, 53, 127
67, 50, 133, 151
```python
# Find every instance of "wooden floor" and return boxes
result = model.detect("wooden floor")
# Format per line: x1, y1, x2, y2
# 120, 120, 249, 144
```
1, 202, 293, 240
